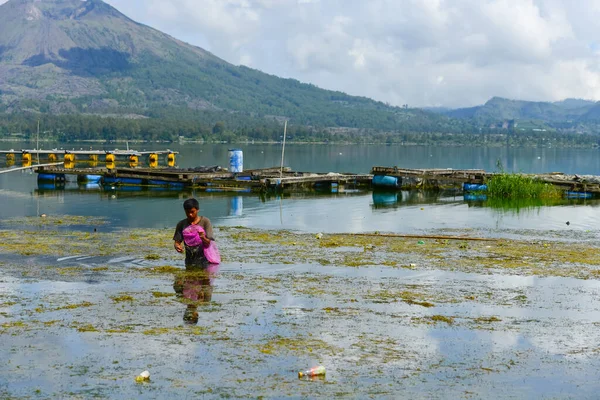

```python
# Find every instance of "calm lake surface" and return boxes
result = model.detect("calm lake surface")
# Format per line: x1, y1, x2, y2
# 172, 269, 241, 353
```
1, 142, 599, 234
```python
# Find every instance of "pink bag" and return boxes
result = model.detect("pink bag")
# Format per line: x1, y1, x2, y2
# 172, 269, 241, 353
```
203, 241, 221, 264
182, 224, 204, 247
182, 225, 221, 264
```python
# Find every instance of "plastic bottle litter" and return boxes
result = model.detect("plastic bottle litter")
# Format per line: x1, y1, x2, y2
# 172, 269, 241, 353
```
298, 366, 326, 378
135, 370, 150, 383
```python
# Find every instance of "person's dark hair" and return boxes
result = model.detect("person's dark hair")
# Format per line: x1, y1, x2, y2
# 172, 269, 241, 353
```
183, 198, 200, 210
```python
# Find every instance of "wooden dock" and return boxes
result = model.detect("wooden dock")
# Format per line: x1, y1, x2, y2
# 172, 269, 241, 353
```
371, 166, 600, 194
29, 163, 600, 195
372, 167, 486, 184
34, 165, 372, 193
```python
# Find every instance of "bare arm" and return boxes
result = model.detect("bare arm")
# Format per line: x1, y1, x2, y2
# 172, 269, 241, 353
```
173, 221, 184, 253
174, 240, 184, 253
200, 217, 215, 246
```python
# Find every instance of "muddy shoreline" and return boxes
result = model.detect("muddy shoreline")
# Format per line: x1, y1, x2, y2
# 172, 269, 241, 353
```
1, 220, 600, 398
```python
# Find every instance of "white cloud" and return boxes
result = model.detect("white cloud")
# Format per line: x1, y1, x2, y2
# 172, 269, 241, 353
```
4, 0, 600, 107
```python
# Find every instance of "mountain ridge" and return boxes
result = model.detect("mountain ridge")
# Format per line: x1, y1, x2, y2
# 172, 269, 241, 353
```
1, 0, 599, 142
446, 97, 600, 124
1, 0, 459, 135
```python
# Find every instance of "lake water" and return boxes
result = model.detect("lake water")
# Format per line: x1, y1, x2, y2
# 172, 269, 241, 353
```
3, 141, 600, 398
1, 142, 600, 235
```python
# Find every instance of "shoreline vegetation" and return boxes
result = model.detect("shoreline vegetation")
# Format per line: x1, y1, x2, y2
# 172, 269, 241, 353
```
486, 173, 563, 199
1, 113, 599, 148
0, 134, 599, 148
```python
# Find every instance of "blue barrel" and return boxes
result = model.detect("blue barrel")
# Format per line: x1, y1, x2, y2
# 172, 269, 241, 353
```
566, 191, 592, 199
372, 175, 399, 188
38, 173, 66, 183
228, 149, 243, 173
463, 183, 488, 192
148, 179, 185, 188
102, 177, 143, 186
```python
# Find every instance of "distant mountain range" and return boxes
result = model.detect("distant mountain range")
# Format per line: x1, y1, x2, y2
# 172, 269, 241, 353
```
0, 0, 460, 134
442, 97, 600, 125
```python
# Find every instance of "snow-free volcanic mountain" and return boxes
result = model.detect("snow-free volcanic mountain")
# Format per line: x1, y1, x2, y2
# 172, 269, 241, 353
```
0, 0, 416, 129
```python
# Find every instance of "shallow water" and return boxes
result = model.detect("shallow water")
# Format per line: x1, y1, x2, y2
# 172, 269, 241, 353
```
2, 256, 600, 398
2, 142, 600, 397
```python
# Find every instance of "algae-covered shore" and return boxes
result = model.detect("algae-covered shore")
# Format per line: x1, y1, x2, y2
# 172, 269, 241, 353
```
1, 218, 600, 398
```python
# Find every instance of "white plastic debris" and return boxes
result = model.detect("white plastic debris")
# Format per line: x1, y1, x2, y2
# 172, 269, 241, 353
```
135, 370, 150, 382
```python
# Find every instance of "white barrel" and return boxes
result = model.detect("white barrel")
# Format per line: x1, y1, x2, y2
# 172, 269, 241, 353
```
228, 149, 243, 173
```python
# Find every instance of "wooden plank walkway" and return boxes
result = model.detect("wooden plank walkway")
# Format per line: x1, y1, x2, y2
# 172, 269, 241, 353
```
371, 166, 487, 183
264, 174, 373, 189
371, 166, 600, 194
33, 165, 370, 192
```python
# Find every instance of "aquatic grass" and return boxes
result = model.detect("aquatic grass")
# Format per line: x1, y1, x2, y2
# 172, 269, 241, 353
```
430, 315, 454, 324
0, 215, 107, 227
111, 295, 135, 303
152, 292, 175, 298
486, 173, 562, 199
57, 302, 94, 310
257, 335, 341, 356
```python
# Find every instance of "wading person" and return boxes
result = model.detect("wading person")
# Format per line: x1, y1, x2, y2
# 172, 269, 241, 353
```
173, 198, 215, 269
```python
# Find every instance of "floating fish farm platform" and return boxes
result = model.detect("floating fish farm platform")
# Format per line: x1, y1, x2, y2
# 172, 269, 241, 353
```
34, 165, 373, 193
371, 166, 600, 196
1, 148, 177, 165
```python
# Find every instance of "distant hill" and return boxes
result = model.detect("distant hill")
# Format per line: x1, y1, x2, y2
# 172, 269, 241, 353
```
0, 0, 466, 136
447, 97, 599, 124
553, 98, 597, 110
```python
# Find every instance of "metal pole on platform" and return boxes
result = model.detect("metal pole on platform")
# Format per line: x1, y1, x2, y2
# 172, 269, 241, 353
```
280, 120, 287, 179
0, 162, 64, 175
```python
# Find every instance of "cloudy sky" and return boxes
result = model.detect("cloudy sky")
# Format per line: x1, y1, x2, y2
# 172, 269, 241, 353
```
6, 0, 600, 108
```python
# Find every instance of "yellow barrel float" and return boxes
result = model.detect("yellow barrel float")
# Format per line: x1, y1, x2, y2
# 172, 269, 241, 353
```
105, 153, 116, 163
6, 153, 15, 162
167, 152, 176, 164
22, 152, 32, 163
64, 161, 75, 169
48, 153, 57, 162
129, 154, 139, 167
64, 153, 75, 163
6, 159, 15, 167
22, 158, 32, 168
89, 154, 99, 161
106, 162, 116, 170
148, 153, 158, 167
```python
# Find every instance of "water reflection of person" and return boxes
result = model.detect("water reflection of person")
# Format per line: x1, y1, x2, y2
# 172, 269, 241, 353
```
173, 263, 220, 325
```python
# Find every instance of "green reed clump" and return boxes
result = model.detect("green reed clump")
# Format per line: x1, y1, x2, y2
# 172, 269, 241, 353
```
486, 173, 562, 199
